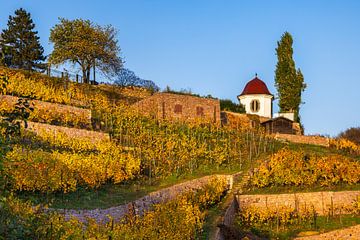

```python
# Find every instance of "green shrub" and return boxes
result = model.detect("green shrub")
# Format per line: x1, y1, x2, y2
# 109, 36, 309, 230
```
220, 99, 245, 113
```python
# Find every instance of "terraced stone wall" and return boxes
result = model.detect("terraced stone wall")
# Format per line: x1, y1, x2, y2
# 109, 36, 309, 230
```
237, 191, 360, 216
274, 133, 329, 146
0, 95, 91, 128
26, 121, 110, 143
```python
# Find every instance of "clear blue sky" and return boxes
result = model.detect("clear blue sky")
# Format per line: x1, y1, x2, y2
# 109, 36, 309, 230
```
1, 0, 359, 136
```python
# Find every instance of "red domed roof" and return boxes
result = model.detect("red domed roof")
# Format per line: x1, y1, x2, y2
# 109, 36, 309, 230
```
239, 77, 272, 96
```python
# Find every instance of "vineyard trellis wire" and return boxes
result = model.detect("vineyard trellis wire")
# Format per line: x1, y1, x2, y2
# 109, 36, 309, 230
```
45, 67, 84, 84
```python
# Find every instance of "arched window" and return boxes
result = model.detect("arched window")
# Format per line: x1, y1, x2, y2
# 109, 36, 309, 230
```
250, 99, 260, 112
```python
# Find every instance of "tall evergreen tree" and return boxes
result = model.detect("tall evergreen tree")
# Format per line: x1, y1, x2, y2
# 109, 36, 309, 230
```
0, 8, 45, 70
275, 32, 306, 123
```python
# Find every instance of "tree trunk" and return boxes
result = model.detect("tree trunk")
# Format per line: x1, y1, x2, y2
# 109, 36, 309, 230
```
82, 66, 88, 84
81, 63, 93, 84
86, 66, 91, 84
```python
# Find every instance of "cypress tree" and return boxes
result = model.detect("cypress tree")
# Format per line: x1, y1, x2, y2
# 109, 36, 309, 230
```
275, 32, 306, 123
0, 8, 45, 70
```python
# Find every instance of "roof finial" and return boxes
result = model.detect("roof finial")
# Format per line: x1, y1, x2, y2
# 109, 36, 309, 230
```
255, 73, 258, 78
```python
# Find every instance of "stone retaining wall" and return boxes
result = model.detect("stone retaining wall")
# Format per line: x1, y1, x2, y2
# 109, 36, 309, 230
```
274, 133, 330, 147
59, 174, 233, 223
0, 95, 91, 127
26, 121, 110, 143
237, 191, 360, 216
294, 224, 360, 239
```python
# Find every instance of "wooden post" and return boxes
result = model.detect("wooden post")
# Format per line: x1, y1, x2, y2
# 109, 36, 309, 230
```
214, 106, 216, 123
162, 101, 166, 119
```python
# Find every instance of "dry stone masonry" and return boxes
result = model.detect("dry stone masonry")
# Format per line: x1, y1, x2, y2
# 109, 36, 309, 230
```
58, 174, 233, 223
274, 133, 329, 146
237, 191, 360, 216
294, 224, 360, 239
26, 121, 110, 143
0, 95, 91, 127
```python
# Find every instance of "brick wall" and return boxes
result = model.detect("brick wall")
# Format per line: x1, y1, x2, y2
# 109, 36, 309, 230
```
26, 121, 110, 143
0, 95, 91, 128
133, 93, 221, 124
274, 133, 329, 146
237, 190, 360, 216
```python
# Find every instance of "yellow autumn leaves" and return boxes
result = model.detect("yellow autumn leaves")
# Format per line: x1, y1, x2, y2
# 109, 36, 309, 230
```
1, 66, 276, 190
237, 197, 360, 231
5, 145, 140, 192
251, 148, 360, 188
4, 129, 141, 192
0, 67, 109, 108
330, 138, 360, 155
238, 205, 317, 228
115, 176, 228, 239
1, 176, 229, 239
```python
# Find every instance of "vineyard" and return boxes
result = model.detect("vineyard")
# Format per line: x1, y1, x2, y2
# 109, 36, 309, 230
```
230, 145, 360, 239
0, 176, 229, 239
235, 200, 360, 239
0, 68, 278, 239
1, 104, 276, 194
250, 148, 360, 188
0, 67, 151, 108
0, 67, 278, 195
329, 138, 360, 156
1, 67, 360, 239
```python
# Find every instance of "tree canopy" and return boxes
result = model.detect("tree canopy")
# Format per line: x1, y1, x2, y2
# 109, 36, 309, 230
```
0, 8, 45, 70
220, 99, 245, 114
49, 18, 122, 84
339, 127, 360, 145
275, 32, 306, 123
115, 68, 159, 91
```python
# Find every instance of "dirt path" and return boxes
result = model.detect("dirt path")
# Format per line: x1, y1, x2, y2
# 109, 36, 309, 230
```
295, 224, 360, 239
210, 172, 250, 240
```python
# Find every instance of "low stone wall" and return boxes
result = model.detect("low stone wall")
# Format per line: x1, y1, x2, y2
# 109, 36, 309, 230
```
274, 133, 330, 147
0, 95, 91, 127
294, 224, 360, 239
59, 174, 233, 223
26, 121, 110, 143
237, 191, 360, 216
